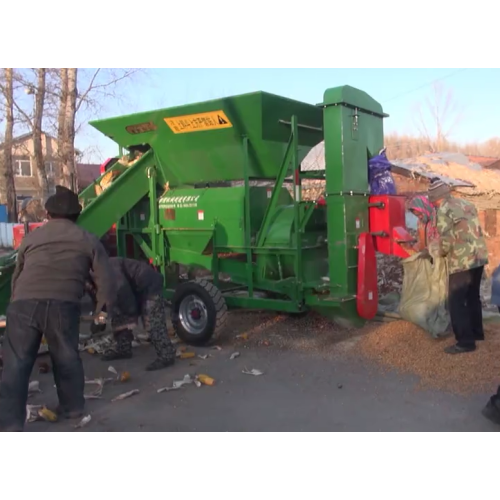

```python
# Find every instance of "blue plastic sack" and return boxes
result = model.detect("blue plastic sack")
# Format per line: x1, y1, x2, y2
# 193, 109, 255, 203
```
491, 265, 500, 306
368, 149, 396, 195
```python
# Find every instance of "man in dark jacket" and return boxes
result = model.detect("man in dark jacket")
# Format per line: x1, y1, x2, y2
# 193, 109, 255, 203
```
0, 186, 115, 432
87, 257, 176, 371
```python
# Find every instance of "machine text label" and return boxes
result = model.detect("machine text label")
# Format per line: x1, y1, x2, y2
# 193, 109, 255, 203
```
159, 195, 201, 209
164, 110, 233, 134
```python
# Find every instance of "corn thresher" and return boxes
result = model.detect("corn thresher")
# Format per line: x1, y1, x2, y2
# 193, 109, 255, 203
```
0, 85, 413, 344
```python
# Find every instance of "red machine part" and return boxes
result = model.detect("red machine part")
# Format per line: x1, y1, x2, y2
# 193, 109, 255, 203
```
368, 195, 413, 259
99, 157, 118, 176
356, 232, 378, 320
12, 222, 45, 249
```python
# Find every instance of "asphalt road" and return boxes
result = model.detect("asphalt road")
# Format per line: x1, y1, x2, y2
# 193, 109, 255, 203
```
25, 325, 498, 432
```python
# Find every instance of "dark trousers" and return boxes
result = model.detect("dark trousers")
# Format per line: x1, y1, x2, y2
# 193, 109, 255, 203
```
0, 299, 84, 431
448, 266, 484, 348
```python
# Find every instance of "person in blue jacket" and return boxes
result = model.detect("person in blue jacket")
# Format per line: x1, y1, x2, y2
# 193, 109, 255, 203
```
481, 265, 500, 425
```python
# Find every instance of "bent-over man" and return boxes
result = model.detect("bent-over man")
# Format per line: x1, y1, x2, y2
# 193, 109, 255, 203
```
87, 257, 176, 371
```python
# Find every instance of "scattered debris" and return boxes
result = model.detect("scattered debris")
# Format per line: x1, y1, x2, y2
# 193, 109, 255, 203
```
120, 371, 131, 383
236, 333, 249, 341
157, 374, 194, 393
157, 385, 180, 393
28, 381, 41, 394
242, 368, 264, 376
211, 345, 222, 351
180, 352, 195, 359
38, 407, 58, 423
87, 348, 96, 355
26, 405, 42, 423
75, 415, 92, 429
84, 375, 115, 398
197, 354, 210, 360
84, 378, 106, 399
112, 389, 140, 402
230, 352, 240, 360
196, 374, 215, 386
38, 362, 50, 374
108, 366, 118, 377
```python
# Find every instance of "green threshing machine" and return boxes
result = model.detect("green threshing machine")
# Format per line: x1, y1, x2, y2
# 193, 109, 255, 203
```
0, 85, 413, 344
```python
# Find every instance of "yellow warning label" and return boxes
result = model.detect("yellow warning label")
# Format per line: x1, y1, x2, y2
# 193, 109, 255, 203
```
164, 110, 233, 134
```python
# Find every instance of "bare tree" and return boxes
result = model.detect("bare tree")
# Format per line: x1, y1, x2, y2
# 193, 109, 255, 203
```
414, 82, 463, 152
57, 68, 68, 186
9, 69, 51, 199
384, 132, 500, 161
56, 68, 140, 190
57, 68, 78, 189
31, 69, 49, 198
0, 69, 18, 221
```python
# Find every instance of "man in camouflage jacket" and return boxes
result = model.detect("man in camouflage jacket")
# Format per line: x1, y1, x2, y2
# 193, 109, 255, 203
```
428, 178, 488, 355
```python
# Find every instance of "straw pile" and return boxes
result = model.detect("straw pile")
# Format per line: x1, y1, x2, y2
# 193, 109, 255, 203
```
356, 320, 500, 394
301, 180, 325, 201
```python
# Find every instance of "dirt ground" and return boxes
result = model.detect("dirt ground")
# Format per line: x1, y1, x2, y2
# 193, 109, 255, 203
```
23, 310, 500, 432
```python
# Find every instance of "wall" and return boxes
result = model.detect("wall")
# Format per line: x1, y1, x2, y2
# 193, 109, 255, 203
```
477, 210, 500, 274
11, 133, 61, 198
0, 223, 14, 248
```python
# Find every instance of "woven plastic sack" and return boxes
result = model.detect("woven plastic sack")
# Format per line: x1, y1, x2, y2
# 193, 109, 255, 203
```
398, 251, 450, 338
368, 149, 396, 195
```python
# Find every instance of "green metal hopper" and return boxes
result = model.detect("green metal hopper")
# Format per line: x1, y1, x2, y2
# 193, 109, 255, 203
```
89, 92, 323, 187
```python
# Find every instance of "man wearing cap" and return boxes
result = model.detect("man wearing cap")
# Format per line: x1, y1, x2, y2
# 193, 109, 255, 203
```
427, 177, 488, 355
0, 185, 115, 431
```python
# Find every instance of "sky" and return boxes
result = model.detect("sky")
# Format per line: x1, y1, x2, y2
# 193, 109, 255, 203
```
78, 68, 500, 162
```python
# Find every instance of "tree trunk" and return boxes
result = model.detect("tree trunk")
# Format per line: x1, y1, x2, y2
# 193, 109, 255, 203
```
32, 68, 49, 199
57, 68, 69, 187
0, 69, 18, 222
65, 68, 78, 191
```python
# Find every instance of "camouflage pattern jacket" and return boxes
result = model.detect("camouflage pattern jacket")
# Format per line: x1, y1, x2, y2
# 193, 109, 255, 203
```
435, 196, 488, 274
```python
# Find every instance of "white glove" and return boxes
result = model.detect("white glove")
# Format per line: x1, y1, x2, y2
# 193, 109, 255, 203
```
94, 312, 108, 325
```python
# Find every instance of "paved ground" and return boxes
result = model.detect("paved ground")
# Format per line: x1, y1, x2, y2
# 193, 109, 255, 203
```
24, 310, 499, 432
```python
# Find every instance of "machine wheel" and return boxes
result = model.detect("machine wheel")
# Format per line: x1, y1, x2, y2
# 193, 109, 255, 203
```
171, 279, 228, 346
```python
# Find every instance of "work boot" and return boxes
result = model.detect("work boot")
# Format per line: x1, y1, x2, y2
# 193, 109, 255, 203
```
481, 397, 500, 425
444, 344, 476, 355
50, 405, 84, 420
145, 357, 175, 372
101, 349, 133, 361
101, 330, 133, 361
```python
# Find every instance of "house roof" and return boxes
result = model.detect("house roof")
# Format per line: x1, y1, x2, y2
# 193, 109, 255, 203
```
466, 155, 500, 167
390, 152, 500, 210
302, 145, 500, 206
390, 152, 500, 196
76, 164, 101, 188
0, 132, 82, 155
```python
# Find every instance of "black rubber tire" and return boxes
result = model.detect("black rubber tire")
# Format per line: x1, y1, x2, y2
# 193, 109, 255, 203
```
171, 279, 228, 346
